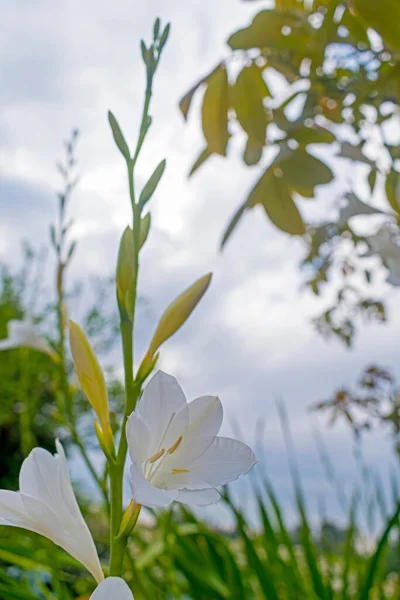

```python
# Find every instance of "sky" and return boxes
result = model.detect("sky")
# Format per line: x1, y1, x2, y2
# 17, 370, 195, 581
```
1, 0, 400, 527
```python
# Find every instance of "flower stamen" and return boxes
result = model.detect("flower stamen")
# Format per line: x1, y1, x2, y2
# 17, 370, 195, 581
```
149, 448, 165, 463
171, 468, 189, 474
167, 435, 183, 454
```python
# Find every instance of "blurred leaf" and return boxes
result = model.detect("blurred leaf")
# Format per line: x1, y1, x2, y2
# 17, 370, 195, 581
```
277, 149, 334, 194
243, 137, 263, 166
228, 9, 307, 50
221, 200, 249, 248
248, 169, 306, 235
351, 0, 400, 50
201, 66, 230, 155
233, 64, 270, 145
291, 124, 336, 145
189, 146, 213, 177
386, 170, 400, 214
179, 63, 222, 120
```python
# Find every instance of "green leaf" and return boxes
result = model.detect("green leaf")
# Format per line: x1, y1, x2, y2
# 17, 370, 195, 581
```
368, 169, 377, 193
277, 149, 333, 194
232, 64, 270, 145
179, 63, 222, 121
243, 137, 263, 166
291, 124, 336, 145
351, 0, 400, 50
221, 199, 249, 248
248, 169, 306, 235
201, 66, 230, 155
228, 9, 306, 50
139, 159, 166, 207
189, 146, 213, 177
108, 111, 130, 161
385, 170, 400, 214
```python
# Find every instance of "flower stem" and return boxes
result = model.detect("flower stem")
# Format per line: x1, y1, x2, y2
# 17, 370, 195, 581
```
108, 28, 166, 576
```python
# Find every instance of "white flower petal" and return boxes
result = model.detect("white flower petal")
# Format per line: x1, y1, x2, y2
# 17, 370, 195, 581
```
177, 488, 220, 506
126, 412, 152, 465
90, 577, 134, 599
3, 443, 103, 584
0, 490, 42, 532
157, 436, 217, 482
187, 395, 222, 438
190, 437, 258, 486
0, 320, 55, 357
137, 371, 188, 450
129, 461, 178, 507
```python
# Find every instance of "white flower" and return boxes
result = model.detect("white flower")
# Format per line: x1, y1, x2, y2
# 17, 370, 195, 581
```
0, 318, 56, 359
126, 370, 257, 508
91, 577, 133, 599
0, 440, 103, 583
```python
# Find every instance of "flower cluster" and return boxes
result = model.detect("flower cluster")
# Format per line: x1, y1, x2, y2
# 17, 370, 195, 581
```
0, 366, 256, 597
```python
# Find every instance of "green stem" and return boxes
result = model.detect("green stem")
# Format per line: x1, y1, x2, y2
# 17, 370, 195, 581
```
109, 49, 159, 577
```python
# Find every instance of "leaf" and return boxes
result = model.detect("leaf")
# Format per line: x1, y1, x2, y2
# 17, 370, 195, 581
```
108, 111, 130, 161
385, 170, 400, 214
148, 273, 212, 356
337, 141, 375, 167
243, 137, 263, 166
277, 149, 333, 194
351, 0, 400, 50
139, 159, 166, 206
179, 63, 222, 121
232, 64, 270, 145
228, 9, 306, 50
201, 65, 230, 155
248, 169, 306, 235
139, 213, 151, 250
368, 169, 377, 193
221, 199, 249, 249
189, 146, 213, 177
291, 124, 336, 145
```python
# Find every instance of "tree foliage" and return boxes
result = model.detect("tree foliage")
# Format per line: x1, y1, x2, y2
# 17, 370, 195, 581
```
181, 0, 400, 344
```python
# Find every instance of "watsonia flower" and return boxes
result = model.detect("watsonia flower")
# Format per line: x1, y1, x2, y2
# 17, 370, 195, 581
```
0, 318, 56, 359
0, 440, 103, 583
126, 370, 257, 508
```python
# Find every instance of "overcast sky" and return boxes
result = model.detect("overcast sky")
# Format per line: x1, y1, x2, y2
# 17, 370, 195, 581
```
1, 0, 399, 526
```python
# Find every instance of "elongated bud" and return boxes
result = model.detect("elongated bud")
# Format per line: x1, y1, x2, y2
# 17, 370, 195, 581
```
94, 420, 116, 461
136, 351, 159, 383
147, 273, 212, 357
118, 500, 141, 539
116, 227, 135, 320
69, 321, 110, 430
